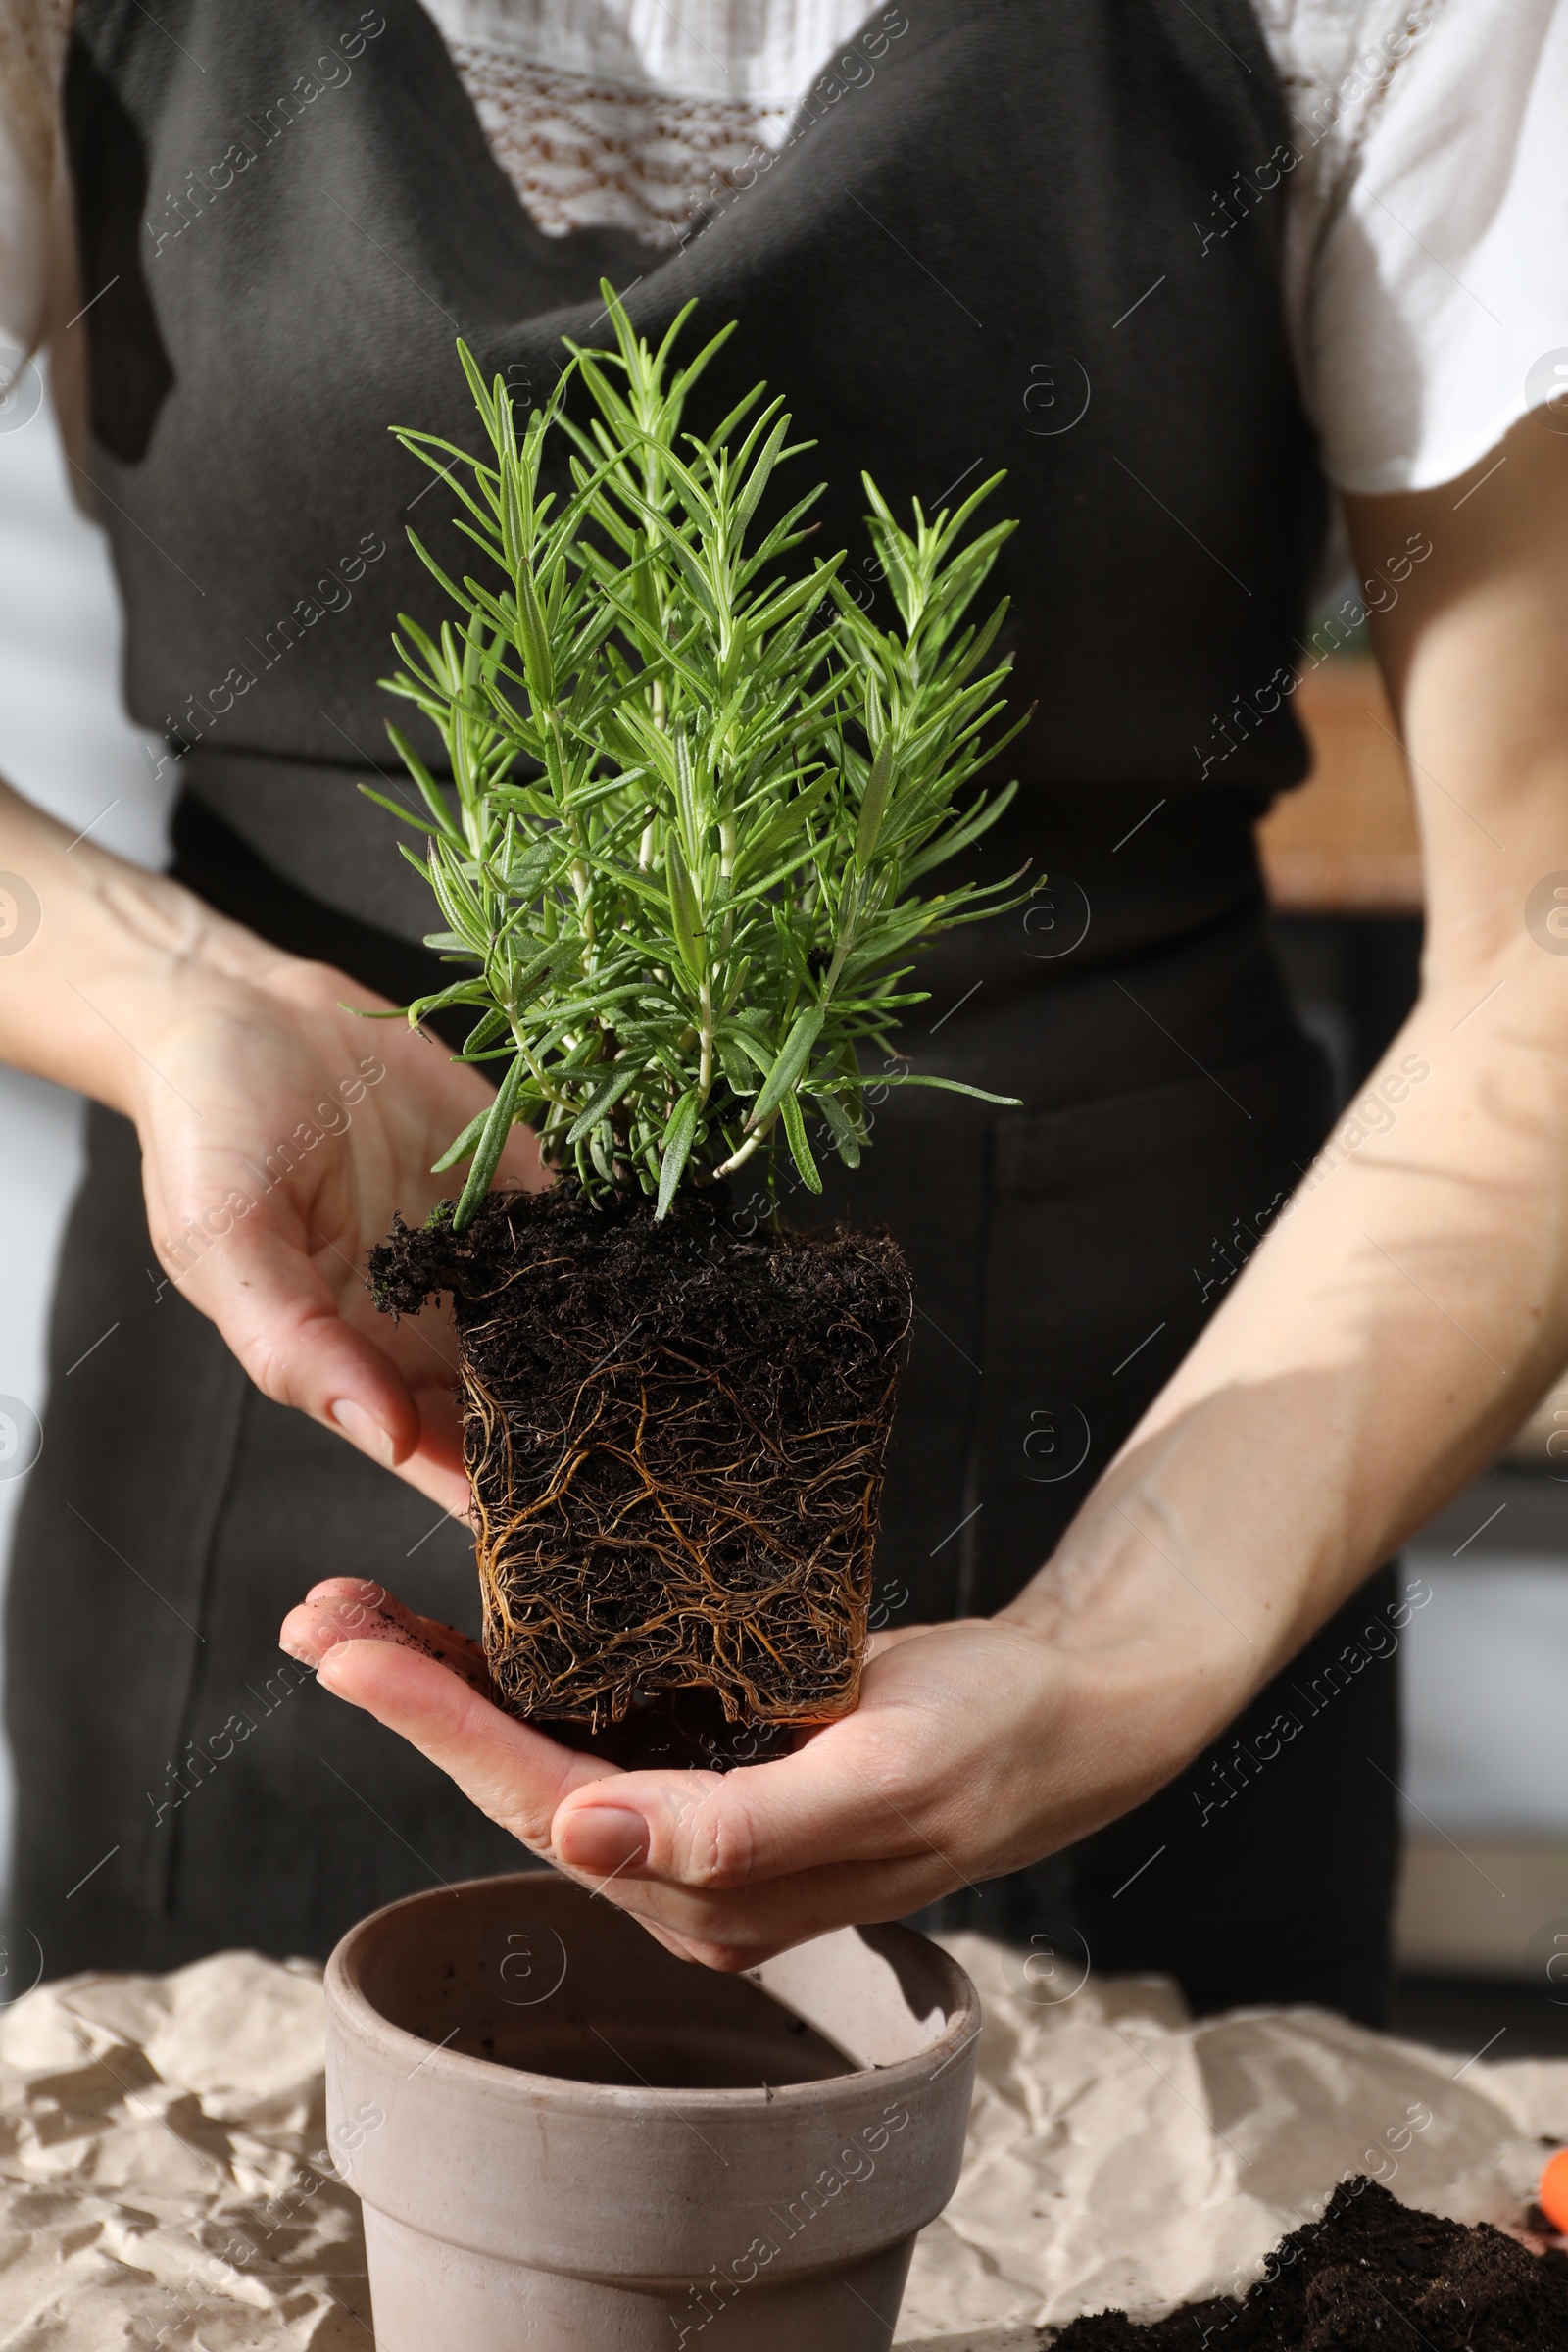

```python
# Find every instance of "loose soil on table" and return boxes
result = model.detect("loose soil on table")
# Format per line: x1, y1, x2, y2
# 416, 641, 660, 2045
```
1051, 2177, 1568, 2349
369, 1184, 910, 1732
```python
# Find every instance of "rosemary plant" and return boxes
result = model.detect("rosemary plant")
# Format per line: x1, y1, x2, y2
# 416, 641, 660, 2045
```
368, 289, 1030, 1228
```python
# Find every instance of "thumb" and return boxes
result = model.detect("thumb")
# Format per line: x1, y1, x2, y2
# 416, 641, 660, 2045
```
315, 1638, 620, 1853
550, 1728, 926, 1889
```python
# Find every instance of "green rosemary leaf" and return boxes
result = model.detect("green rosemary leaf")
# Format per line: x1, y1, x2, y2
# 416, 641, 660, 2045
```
451, 1052, 528, 1227
463, 1006, 511, 1054
380, 727, 466, 840
406, 979, 494, 1022
854, 736, 896, 868
818, 1092, 862, 1169
779, 1089, 822, 1192
566, 1060, 639, 1145
656, 1088, 702, 1218
748, 1004, 824, 1129
430, 1102, 491, 1175
354, 784, 447, 839
877, 1074, 1025, 1104
665, 840, 707, 982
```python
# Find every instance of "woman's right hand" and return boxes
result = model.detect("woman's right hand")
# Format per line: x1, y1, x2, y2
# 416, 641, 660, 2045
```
0, 779, 540, 1511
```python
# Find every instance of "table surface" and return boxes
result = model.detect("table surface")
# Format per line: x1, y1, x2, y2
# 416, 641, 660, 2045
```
1, 1936, 1563, 2349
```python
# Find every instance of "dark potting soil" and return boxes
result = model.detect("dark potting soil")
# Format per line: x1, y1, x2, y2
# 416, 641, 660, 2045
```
369, 1183, 911, 1732
1050, 2178, 1568, 2350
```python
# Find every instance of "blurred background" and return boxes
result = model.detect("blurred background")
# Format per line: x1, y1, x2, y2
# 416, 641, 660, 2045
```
3, 363, 1565, 2048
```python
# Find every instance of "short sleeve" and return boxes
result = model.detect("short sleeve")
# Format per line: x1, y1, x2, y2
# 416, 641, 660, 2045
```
1301, 0, 1568, 495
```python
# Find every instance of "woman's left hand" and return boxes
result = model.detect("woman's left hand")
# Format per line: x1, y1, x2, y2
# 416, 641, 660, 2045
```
279, 1576, 1184, 1968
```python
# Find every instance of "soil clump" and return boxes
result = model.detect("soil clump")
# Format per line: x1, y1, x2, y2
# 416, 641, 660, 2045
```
369, 1183, 910, 1730
1052, 2177, 1568, 2349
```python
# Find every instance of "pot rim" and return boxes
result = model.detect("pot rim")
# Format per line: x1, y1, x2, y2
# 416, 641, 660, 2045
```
324, 1870, 981, 2116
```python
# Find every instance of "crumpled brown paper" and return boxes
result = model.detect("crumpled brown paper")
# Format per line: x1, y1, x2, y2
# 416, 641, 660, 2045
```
0, 1951, 368, 2347
0, 1935, 1562, 2349
900, 1935, 1568, 2347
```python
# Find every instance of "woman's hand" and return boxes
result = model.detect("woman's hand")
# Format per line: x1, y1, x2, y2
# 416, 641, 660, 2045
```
278, 1562, 1236, 1970
0, 785, 539, 1509
280, 1580, 1081, 1967
128, 945, 539, 1510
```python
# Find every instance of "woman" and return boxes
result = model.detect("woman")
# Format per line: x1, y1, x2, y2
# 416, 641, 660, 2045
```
1, 0, 1564, 2018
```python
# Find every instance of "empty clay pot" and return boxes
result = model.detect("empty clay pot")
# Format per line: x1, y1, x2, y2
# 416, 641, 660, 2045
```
323, 1871, 980, 2350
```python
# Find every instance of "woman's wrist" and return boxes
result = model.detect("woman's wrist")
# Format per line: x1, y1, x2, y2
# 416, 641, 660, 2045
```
998, 1446, 1300, 1810
0, 779, 288, 1115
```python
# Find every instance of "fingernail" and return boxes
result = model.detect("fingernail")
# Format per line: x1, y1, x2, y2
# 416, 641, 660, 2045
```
559, 1807, 649, 1876
279, 1637, 313, 1664
329, 1398, 395, 1466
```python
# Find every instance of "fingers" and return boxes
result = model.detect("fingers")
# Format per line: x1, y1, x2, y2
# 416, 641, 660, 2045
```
864, 1621, 938, 1660
280, 1579, 930, 1961
550, 1621, 1051, 1899
281, 1578, 491, 1691
320, 1644, 614, 1852
180, 1213, 426, 1463
386, 1385, 472, 1515
603, 1851, 958, 1973
288, 1596, 1060, 1976
133, 988, 468, 1464
550, 1715, 927, 1888
290, 1589, 959, 1960
551, 1743, 911, 1887
169, 1151, 526, 1487
284, 1586, 621, 1854
374, 1447, 472, 1517
132, 960, 546, 1479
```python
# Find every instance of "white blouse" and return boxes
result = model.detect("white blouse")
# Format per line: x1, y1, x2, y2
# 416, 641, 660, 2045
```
0, 0, 1564, 495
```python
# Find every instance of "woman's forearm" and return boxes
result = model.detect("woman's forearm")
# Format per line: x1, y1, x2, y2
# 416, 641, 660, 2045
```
1005, 419, 1568, 1766
1004, 954, 1566, 1738
0, 774, 281, 1111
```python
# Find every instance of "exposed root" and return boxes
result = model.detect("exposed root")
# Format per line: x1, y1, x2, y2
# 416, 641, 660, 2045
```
369, 1186, 911, 1726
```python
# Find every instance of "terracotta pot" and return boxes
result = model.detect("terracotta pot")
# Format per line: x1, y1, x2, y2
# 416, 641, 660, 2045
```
324, 1871, 980, 2350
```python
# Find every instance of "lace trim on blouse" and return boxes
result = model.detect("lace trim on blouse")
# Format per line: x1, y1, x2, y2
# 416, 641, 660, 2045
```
445, 37, 791, 245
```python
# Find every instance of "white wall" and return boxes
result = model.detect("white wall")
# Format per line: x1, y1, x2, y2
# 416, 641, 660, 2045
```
0, 356, 172, 1884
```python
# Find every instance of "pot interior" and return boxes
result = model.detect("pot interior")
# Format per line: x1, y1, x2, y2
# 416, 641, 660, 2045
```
354, 1872, 859, 2089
